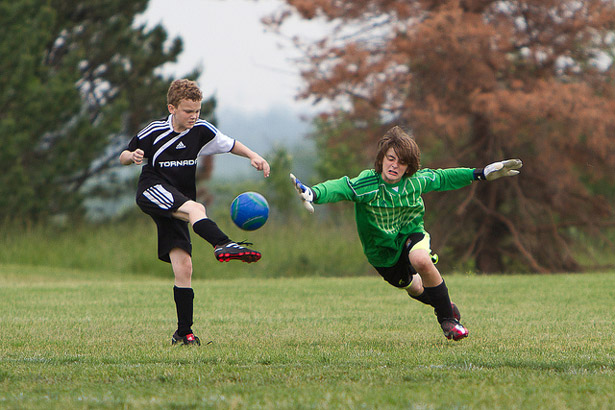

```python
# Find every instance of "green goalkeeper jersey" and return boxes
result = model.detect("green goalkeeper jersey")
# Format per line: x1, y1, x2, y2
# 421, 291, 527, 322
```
311, 168, 476, 267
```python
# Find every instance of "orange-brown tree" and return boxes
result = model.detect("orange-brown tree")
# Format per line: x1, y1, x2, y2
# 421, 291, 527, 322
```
267, 0, 615, 272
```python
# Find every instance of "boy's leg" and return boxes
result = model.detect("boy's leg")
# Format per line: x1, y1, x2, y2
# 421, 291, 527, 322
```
169, 248, 201, 345
410, 249, 468, 340
174, 200, 229, 246
409, 249, 454, 321
138, 184, 232, 250
176, 200, 261, 263
406, 274, 460, 321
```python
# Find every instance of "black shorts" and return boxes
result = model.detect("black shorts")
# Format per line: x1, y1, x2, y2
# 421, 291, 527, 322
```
374, 232, 428, 288
136, 182, 192, 263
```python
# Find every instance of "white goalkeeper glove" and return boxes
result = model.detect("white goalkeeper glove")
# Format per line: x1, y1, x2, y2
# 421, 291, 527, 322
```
290, 173, 314, 213
477, 159, 523, 181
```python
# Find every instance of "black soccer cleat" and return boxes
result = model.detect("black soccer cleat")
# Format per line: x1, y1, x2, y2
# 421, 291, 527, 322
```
441, 319, 469, 341
171, 331, 201, 346
214, 241, 261, 263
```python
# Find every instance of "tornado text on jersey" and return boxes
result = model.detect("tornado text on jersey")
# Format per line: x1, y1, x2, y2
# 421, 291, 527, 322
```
158, 159, 197, 167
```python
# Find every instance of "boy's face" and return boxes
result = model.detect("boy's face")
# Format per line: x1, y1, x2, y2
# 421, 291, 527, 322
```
168, 99, 201, 132
381, 147, 408, 184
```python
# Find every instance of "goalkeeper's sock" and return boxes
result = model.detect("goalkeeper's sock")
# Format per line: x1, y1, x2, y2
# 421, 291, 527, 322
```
173, 286, 194, 337
410, 291, 433, 306
192, 218, 230, 248
423, 281, 455, 324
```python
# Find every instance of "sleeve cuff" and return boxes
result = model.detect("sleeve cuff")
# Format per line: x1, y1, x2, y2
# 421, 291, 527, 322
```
473, 168, 486, 181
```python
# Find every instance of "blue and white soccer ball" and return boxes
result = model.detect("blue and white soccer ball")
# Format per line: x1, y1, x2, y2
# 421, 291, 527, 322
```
230, 192, 269, 231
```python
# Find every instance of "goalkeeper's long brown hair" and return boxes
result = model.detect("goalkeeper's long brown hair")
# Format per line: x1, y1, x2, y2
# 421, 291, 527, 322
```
374, 126, 421, 177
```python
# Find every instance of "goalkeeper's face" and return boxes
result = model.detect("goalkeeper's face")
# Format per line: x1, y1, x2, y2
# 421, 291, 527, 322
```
381, 148, 408, 184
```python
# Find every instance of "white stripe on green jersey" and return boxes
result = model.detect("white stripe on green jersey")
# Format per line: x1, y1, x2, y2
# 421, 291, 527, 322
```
312, 168, 475, 267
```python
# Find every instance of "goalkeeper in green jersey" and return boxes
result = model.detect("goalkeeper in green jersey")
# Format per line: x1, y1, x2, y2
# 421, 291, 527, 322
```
290, 126, 522, 341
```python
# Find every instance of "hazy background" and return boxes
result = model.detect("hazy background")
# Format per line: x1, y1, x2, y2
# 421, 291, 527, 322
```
138, 0, 322, 179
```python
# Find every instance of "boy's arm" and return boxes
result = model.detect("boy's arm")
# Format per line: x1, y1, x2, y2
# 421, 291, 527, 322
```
230, 141, 270, 177
290, 173, 361, 213
119, 149, 144, 165
424, 159, 523, 192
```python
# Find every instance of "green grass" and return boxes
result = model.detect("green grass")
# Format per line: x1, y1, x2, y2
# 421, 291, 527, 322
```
1, 266, 614, 409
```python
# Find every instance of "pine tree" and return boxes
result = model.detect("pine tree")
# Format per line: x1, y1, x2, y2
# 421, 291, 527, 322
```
0, 0, 215, 222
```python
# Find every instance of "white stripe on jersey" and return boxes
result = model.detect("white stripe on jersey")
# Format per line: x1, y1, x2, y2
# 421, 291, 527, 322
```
143, 184, 174, 210
151, 131, 190, 165
137, 119, 170, 139
195, 118, 218, 133
152, 129, 174, 146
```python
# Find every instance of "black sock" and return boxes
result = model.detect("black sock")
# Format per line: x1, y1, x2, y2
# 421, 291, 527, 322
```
410, 291, 433, 306
173, 286, 194, 337
423, 281, 454, 324
192, 218, 230, 247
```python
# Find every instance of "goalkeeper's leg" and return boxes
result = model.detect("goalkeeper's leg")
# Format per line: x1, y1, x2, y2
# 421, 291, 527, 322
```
409, 249, 468, 341
406, 274, 460, 322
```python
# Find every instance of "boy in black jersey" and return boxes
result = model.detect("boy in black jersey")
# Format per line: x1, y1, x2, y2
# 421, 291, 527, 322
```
120, 79, 270, 345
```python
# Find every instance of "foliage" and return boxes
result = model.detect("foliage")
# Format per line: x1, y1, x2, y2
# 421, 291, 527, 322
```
311, 114, 373, 181
1, 270, 614, 408
266, 0, 615, 272
263, 146, 301, 218
0, 0, 214, 222
0, 213, 371, 279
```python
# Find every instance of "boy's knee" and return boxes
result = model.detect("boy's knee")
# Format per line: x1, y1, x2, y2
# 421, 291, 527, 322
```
183, 200, 206, 214
409, 252, 433, 273
170, 249, 193, 273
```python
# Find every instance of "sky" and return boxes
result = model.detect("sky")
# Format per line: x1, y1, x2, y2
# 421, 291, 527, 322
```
137, 0, 322, 178
139, 0, 308, 114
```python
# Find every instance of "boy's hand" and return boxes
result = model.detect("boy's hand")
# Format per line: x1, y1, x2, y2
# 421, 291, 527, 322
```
120, 149, 144, 165
250, 155, 270, 178
132, 149, 144, 165
482, 159, 522, 181
290, 173, 314, 213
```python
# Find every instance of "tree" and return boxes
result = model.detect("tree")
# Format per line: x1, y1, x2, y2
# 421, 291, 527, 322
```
266, 0, 615, 272
0, 0, 215, 223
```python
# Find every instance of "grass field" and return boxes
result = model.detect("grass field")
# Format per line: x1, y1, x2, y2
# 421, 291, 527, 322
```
1, 265, 614, 409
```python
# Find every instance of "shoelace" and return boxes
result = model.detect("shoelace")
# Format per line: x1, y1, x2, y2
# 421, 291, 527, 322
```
233, 240, 254, 248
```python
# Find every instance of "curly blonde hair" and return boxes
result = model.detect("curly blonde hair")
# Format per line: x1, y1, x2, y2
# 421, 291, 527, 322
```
167, 79, 203, 107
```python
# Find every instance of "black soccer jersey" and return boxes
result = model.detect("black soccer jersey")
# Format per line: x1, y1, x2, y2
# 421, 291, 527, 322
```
127, 115, 235, 199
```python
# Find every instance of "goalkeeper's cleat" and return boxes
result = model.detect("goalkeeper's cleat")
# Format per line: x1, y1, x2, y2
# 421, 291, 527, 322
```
214, 241, 261, 263
441, 319, 469, 341
434, 302, 461, 322
171, 331, 201, 346
451, 302, 461, 322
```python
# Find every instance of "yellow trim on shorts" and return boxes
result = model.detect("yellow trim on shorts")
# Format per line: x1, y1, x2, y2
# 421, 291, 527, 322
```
408, 232, 431, 253
399, 232, 433, 290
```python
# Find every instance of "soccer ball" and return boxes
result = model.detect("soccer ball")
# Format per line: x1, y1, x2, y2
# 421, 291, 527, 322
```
230, 192, 269, 231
